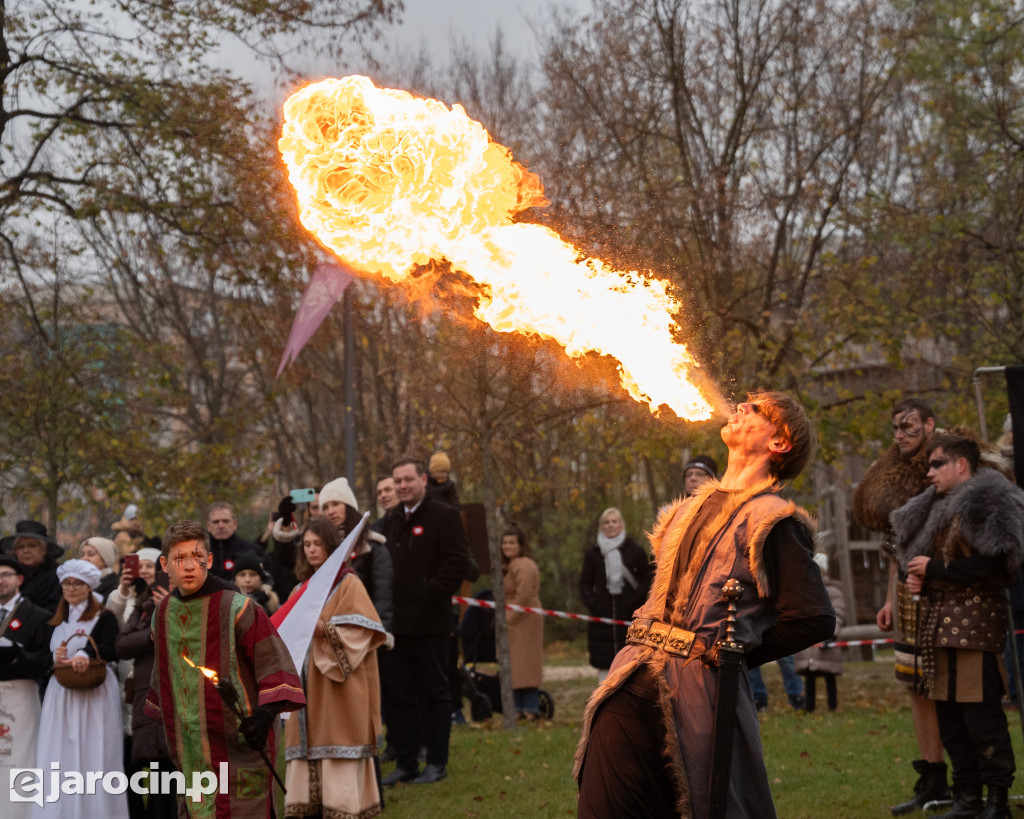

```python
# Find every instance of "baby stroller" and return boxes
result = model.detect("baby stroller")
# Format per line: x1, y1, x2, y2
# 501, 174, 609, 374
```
458, 589, 555, 721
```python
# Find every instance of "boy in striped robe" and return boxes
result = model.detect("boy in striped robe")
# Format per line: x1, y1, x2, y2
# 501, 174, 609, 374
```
146, 519, 305, 818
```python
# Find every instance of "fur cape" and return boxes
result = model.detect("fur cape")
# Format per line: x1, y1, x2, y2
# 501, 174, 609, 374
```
889, 467, 1024, 574
853, 443, 931, 533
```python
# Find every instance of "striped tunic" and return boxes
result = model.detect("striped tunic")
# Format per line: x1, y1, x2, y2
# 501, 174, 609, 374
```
146, 576, 305, 818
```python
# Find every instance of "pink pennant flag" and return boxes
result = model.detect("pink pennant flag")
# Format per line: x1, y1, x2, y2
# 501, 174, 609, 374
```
276, 262, 355, 377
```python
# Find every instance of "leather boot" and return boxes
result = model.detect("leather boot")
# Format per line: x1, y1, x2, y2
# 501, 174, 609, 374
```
891, 760, 951, 815
933, 784, 983, 819
976, 786, 1011, 819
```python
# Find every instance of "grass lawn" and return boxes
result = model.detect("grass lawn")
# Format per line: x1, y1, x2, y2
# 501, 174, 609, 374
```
376, 648, 1024, 818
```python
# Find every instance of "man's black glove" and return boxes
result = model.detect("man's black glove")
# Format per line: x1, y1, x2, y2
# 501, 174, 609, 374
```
238, 707, 274, 749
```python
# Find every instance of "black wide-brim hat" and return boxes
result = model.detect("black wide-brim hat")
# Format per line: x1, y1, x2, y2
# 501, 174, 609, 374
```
0, 520, 64, 561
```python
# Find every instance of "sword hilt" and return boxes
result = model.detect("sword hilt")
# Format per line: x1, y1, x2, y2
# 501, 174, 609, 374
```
718, 577, 744, 651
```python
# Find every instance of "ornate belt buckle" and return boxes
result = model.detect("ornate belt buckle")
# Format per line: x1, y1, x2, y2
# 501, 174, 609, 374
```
626, 618, 651, 645
665, 626, 695, 658
646, 622, 670, 648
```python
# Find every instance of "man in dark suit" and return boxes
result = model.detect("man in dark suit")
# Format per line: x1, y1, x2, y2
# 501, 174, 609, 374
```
0, 554, 54, 818
379, 457, 469, 786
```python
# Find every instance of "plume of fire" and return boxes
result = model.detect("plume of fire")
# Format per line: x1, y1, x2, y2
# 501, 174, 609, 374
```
278, 75, 718, 420
182, 654, 220, 685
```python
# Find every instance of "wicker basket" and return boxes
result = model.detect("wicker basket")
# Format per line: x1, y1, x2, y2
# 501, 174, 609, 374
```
53, 633, 107, 690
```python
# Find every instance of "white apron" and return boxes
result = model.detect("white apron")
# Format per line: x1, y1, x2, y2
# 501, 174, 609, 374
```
32, 608, 127, 818
0, 678, 43, 819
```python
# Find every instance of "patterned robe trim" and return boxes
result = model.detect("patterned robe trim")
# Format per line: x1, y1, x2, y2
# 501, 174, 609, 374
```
322, 604, 387, 682
285, 742, 377, 762
329, 614, 386, 632
575, 480, 815, 816
258, 671, 307, 708
287, 776, 382, 819
323, 622, 353, 680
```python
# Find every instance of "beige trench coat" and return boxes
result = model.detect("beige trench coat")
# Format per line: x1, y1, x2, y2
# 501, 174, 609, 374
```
503, 557, 544, 689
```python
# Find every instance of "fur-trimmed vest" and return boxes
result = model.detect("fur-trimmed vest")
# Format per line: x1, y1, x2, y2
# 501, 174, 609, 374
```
889, 467, 1024, 576
853, 443, 931, 534
574, 478, 816, 818
644, 478, 815, 627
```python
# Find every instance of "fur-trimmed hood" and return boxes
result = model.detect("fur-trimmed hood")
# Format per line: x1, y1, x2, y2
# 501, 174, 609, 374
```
853, 443, 931, 533
889, 467, 1024, 573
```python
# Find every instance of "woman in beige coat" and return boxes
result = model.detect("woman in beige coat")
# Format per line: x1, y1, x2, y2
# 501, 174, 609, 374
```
501, 524, 544, 720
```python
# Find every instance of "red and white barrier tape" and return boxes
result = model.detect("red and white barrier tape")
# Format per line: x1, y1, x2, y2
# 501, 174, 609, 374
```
453, 597, 1024, 650
820, 637, 894, 648
452, 595, 630, 626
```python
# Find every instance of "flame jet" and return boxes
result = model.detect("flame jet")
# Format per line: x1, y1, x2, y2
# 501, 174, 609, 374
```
279, 75, 716, 420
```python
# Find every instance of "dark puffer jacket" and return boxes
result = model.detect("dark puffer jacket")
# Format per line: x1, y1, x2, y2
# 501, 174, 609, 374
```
578, 536, 652, 670
353, 543, 394, 631
115, 588, 171, 764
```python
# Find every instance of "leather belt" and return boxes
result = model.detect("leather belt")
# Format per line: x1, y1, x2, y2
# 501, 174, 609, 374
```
626, 618, 698, 658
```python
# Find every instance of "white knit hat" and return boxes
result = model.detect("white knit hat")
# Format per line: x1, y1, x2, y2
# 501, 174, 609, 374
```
136, 547, 162, 565
57, 559, 102, 589
319, 477, 358, 511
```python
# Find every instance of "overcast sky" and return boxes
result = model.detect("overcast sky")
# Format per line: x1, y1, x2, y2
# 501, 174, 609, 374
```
395, 0, 558, 49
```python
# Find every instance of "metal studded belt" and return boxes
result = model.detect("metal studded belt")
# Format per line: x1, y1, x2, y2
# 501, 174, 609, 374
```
625, 618, 697, 658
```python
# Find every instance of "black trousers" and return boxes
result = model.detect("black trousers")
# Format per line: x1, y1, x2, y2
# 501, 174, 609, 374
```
801, 672, 838, 712
935, 651, 1016, 789
380, 633, 452, 770
578, 684, 678, 818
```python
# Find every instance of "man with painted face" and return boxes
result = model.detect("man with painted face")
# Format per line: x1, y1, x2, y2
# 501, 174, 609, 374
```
853, 397, 948, 814
893, 432, 1024, 819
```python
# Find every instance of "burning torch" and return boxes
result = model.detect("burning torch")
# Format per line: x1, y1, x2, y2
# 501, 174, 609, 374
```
182, 655, 286, 792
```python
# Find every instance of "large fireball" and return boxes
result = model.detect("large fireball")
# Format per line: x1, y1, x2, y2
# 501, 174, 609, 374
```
279, 75, 716, 420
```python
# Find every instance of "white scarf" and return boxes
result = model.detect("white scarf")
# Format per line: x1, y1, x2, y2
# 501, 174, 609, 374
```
597, 531, 636, 595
